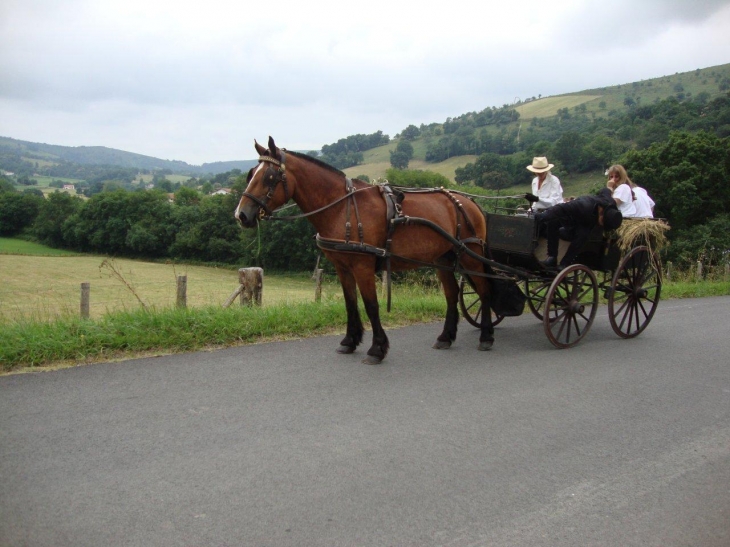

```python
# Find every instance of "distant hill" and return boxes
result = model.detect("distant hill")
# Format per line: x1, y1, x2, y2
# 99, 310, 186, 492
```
0, 136, 257, 175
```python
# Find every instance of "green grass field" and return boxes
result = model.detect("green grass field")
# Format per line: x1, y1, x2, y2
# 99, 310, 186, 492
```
13, 175, 83, 196
515, 95, 603, 119
0, 237, 81, 256
0, 239, 336, 323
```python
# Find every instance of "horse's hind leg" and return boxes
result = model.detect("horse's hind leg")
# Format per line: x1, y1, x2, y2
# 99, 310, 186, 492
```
472, 274, 494, 351
434, 270, 460, 349
335, 266, 364, 354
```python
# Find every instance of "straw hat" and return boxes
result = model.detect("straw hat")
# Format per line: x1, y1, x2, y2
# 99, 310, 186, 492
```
526, 156, 554, 173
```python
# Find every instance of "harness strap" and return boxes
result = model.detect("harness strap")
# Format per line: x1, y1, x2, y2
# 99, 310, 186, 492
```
379, 184, 404, 312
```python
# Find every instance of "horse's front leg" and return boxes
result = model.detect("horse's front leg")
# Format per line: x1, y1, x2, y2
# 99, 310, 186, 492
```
434, 270, 460, 349
354, 268, 389, 365
334, 265, 364, 355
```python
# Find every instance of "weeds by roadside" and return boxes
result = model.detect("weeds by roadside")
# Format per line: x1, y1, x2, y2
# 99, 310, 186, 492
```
1, 276, 728, 373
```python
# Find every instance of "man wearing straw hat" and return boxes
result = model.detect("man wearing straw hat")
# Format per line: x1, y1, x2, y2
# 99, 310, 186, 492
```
526, 156, 564, 212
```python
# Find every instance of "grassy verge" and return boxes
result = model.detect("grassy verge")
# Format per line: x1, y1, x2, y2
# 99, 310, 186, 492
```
0, 284, 446, 373
1, 278, 728, 374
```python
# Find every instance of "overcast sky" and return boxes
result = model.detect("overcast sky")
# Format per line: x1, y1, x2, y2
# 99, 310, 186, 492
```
1, 0, 730, 165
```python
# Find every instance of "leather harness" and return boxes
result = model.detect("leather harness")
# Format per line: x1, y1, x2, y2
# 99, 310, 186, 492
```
246, 152, 521, 310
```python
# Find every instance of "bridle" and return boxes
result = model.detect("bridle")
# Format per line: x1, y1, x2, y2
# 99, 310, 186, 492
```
240, 150, 289, 220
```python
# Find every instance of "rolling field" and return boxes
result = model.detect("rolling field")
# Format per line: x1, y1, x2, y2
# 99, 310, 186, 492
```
343, 155, 477, 183
515, 95, 603, 119
0, 241, 335, 323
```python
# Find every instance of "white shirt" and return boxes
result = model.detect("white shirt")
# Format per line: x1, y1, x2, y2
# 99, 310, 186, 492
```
613, 183, 637, 217
632, 186, 655, 218
531, 172, 564, 212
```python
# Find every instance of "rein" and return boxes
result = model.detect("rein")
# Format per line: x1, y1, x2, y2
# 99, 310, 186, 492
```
267, 186, 376, 221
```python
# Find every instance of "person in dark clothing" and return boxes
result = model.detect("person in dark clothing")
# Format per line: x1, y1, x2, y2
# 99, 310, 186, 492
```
535, 188, 623, 268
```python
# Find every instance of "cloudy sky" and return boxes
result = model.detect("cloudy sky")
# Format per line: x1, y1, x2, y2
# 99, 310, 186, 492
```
2, 0, 730, 165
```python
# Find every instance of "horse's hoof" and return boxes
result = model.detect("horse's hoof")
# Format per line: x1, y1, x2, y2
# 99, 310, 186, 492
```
433, 340, 452, 350
337, 345, 355, 354
478, 340, 494, 351
362, 355, 383, 365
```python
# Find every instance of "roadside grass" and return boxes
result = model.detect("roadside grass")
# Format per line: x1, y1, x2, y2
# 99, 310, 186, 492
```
2, 277, 728, 373
2, 239, 728, 373
0, 283, 446, 372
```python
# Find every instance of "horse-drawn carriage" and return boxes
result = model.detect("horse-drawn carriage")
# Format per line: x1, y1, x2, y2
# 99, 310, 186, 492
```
457, 210, 663, 349
236, 137, 664, 364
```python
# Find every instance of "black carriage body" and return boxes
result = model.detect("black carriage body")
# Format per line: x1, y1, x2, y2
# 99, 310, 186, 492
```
485, 212, 621, 274
458, 209, 662, 348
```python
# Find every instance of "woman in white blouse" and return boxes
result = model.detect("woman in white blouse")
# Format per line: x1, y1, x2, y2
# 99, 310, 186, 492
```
606, 164, 637, 218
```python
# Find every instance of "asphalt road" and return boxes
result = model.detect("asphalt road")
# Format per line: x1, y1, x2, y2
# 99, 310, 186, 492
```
1, 296, 729, 547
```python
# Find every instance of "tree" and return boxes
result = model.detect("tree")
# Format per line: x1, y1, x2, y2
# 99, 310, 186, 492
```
384, 168, 450, 189
174, 186, 201, 207
0, 192, 43, 236
401, 124, 421, 141
389, 140, 414, 170
553, 131, 584, 173
62, 190, 174, 256
32, 192, 82, 247
622, 130, 730, 264
169, 194, 248, 264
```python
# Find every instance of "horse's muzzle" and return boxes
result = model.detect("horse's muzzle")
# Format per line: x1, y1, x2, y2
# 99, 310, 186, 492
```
235, 210, 258, 229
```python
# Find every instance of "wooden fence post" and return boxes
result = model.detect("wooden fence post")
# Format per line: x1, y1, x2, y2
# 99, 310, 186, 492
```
665, 261, 672, 282
696, 260, 703, 280
313, 268, 323, 302
80, 282, 90, 319
239, 267, 263, 306
176, 275, 187, 308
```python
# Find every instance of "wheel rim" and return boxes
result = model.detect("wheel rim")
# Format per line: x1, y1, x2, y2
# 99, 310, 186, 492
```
458, 276, 504, 328
543, 265, 598, 348
608, 246, 662, 338
525, 278, 551, 321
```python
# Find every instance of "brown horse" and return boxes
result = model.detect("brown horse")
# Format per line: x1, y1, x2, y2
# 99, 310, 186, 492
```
235, 136, 494, 364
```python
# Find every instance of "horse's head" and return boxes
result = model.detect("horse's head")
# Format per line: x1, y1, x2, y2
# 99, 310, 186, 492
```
235, 136, 292, 228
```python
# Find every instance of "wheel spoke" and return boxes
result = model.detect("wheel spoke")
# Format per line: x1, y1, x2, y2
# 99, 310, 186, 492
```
608, 246, 661, 339
544, 265, 597, 349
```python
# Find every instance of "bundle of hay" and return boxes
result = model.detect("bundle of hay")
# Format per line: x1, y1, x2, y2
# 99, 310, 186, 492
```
615, 218, 671, 255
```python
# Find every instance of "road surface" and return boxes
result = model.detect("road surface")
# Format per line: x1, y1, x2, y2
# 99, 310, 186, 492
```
1, 296, 729, 546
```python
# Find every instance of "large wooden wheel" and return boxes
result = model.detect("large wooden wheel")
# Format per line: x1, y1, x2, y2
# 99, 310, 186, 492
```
543, 264, 599, 349
525, 277, 551, 321
458, 276, 504, 328
608, 245, 662, 338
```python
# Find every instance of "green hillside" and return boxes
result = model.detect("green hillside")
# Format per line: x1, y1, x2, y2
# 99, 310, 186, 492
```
344, 62, 730, 193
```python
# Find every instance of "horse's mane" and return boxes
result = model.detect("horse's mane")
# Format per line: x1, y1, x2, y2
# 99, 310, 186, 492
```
286, 150, 345, 177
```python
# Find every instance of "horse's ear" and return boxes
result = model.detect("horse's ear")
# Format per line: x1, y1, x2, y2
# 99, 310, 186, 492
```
254, 139, 267, 156
267, 136, 279, 159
